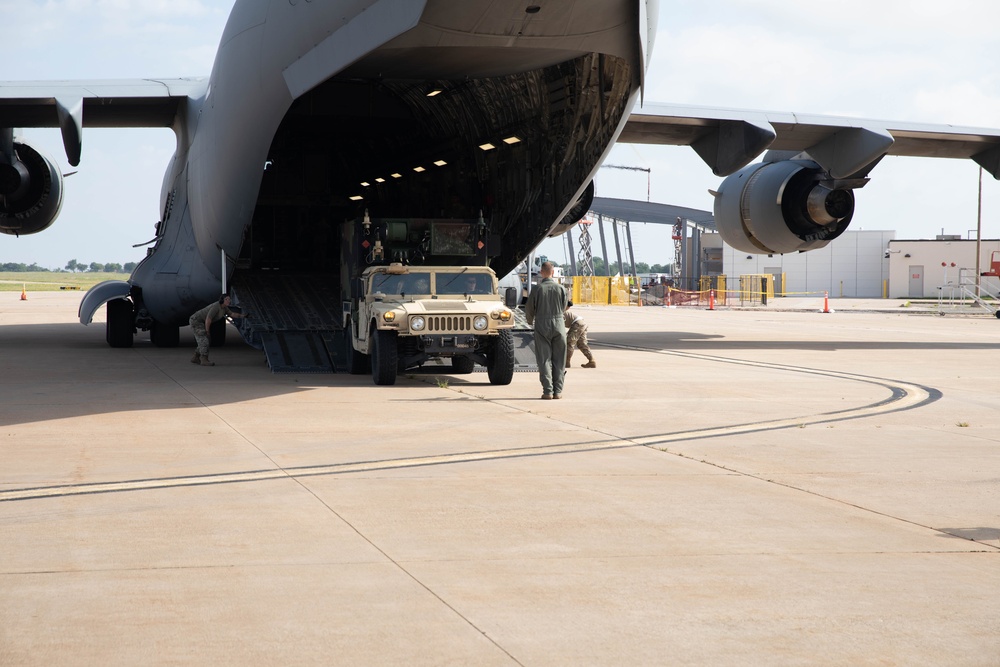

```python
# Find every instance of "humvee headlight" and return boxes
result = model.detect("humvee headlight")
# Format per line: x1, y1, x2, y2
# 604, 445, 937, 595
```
411, 316, 426, 331
473, 315, 488, 331
492, 309, 512, 321
382, 311, 396, 322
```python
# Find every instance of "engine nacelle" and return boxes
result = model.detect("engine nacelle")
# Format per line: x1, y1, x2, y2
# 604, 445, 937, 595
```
0, 140, 64, 236
714, 159, 855, 254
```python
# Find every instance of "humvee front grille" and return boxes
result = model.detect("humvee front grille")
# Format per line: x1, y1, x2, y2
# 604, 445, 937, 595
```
426, 315, 472, 332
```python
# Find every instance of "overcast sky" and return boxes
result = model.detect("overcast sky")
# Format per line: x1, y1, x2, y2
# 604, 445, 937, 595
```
4, 0, 1000, 269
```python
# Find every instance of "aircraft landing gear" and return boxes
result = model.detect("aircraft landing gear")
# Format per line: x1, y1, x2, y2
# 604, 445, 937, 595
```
150, 321, 180, 347
106, 298, 134, 348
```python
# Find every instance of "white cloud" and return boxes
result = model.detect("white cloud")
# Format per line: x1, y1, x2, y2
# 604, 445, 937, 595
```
648, 0, 1000, 122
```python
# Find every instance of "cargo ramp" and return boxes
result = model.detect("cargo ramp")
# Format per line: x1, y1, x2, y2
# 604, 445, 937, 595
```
230, 272, 536, 374
230, 273, 346, 373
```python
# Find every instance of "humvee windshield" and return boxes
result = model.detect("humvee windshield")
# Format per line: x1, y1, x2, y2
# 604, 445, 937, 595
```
371, 271, 493, 296
436, 273, 493, 295
371, 272, 431, 295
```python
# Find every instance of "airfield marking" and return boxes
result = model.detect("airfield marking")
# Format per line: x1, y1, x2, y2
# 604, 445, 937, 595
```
0, 347, 937, 503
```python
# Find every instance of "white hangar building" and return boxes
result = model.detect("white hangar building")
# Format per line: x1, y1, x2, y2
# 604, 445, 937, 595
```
584, 198, 999, 300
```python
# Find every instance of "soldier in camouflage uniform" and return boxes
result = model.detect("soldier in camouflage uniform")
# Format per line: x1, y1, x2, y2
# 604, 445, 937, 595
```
188, 294, 246, 366
564, 300, 595, 368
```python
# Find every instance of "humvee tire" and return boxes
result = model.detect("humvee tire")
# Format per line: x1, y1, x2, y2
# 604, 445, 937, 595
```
486, 329, 515, 385
372, 328, 398, 385
451, 355, 476, 374
345, 318, 370, 374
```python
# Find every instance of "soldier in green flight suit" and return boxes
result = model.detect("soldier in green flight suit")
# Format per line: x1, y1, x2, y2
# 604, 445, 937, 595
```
525, 261, 568, 399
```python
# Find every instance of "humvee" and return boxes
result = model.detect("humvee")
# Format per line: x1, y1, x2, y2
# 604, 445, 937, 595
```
345, 263, 516, 385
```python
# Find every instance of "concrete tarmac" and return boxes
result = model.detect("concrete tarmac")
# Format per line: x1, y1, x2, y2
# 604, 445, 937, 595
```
1, 293, 998, 665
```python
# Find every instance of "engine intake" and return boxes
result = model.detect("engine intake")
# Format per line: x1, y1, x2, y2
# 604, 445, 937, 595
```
714, 159, 857, 254
0, 140, 64, 236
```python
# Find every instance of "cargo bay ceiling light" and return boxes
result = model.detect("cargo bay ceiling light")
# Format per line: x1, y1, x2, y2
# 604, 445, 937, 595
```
413, 166, 425, 172
391, 172, 402, 178
434, 160, 447, 166
375, 177, 385, 183
479, 142, 496, 151
349, 195, 364, 201
502, 136, 521, 144
426, 89, 442, 97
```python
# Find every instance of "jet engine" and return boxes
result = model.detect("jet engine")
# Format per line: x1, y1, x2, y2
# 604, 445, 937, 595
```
0, 140, 64, 236
713, 159, 857, 255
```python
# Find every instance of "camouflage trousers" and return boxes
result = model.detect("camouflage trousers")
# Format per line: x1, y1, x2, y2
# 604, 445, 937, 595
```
190, 319, 210, 356
566, 323, 593, 362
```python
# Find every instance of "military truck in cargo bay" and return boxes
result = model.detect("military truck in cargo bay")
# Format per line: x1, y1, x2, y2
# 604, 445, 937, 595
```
342, 214, 517, 385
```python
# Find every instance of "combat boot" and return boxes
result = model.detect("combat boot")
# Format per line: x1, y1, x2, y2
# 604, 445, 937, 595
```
581, 360, 596, 368
199, 355, 215, 366
191, 352, 201, 364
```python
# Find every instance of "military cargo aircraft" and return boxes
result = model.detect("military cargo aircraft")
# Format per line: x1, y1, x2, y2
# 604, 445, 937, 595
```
3, 0, 999, 360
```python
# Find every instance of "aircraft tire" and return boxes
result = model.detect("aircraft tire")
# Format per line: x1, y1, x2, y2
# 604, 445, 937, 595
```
486, 330, 515, 385
106, 298, 134, 348
209, 319, 226, 347
451, 355, 475, 374
371, 328, 398, 386
150, 321, 180, 348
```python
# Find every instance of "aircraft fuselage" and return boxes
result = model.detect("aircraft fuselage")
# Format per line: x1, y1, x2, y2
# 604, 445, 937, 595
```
129, 0, 656, 327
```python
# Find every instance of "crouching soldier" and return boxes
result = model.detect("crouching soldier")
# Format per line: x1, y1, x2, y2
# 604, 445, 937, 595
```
564, 300, 596, 368
189, 294, 246, 366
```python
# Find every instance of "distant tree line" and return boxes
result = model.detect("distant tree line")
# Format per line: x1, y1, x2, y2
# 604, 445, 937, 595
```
549, 259, 672, 276
0, 263, 51, 272
10, 257, 669, 276
64, 259, 137, 273
0, 260, 138, 273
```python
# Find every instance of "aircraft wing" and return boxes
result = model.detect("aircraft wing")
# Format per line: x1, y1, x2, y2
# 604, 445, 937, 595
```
620, 102, 1000, 179
0, 78, 206, 165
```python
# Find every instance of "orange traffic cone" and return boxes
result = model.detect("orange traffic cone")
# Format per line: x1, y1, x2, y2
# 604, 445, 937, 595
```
708, 289, 715, 311
20, 284, 27, 301
822, 291, 831, 313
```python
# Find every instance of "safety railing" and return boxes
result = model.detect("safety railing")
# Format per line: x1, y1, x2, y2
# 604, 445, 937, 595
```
570, 276, 635, 306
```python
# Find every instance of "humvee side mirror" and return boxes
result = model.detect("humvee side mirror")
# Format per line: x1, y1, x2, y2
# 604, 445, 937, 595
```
504, 286, 518, 309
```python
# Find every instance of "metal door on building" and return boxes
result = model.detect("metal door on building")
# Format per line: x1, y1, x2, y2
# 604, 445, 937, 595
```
908, 265, 924, 298
764, 267, 782, 295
